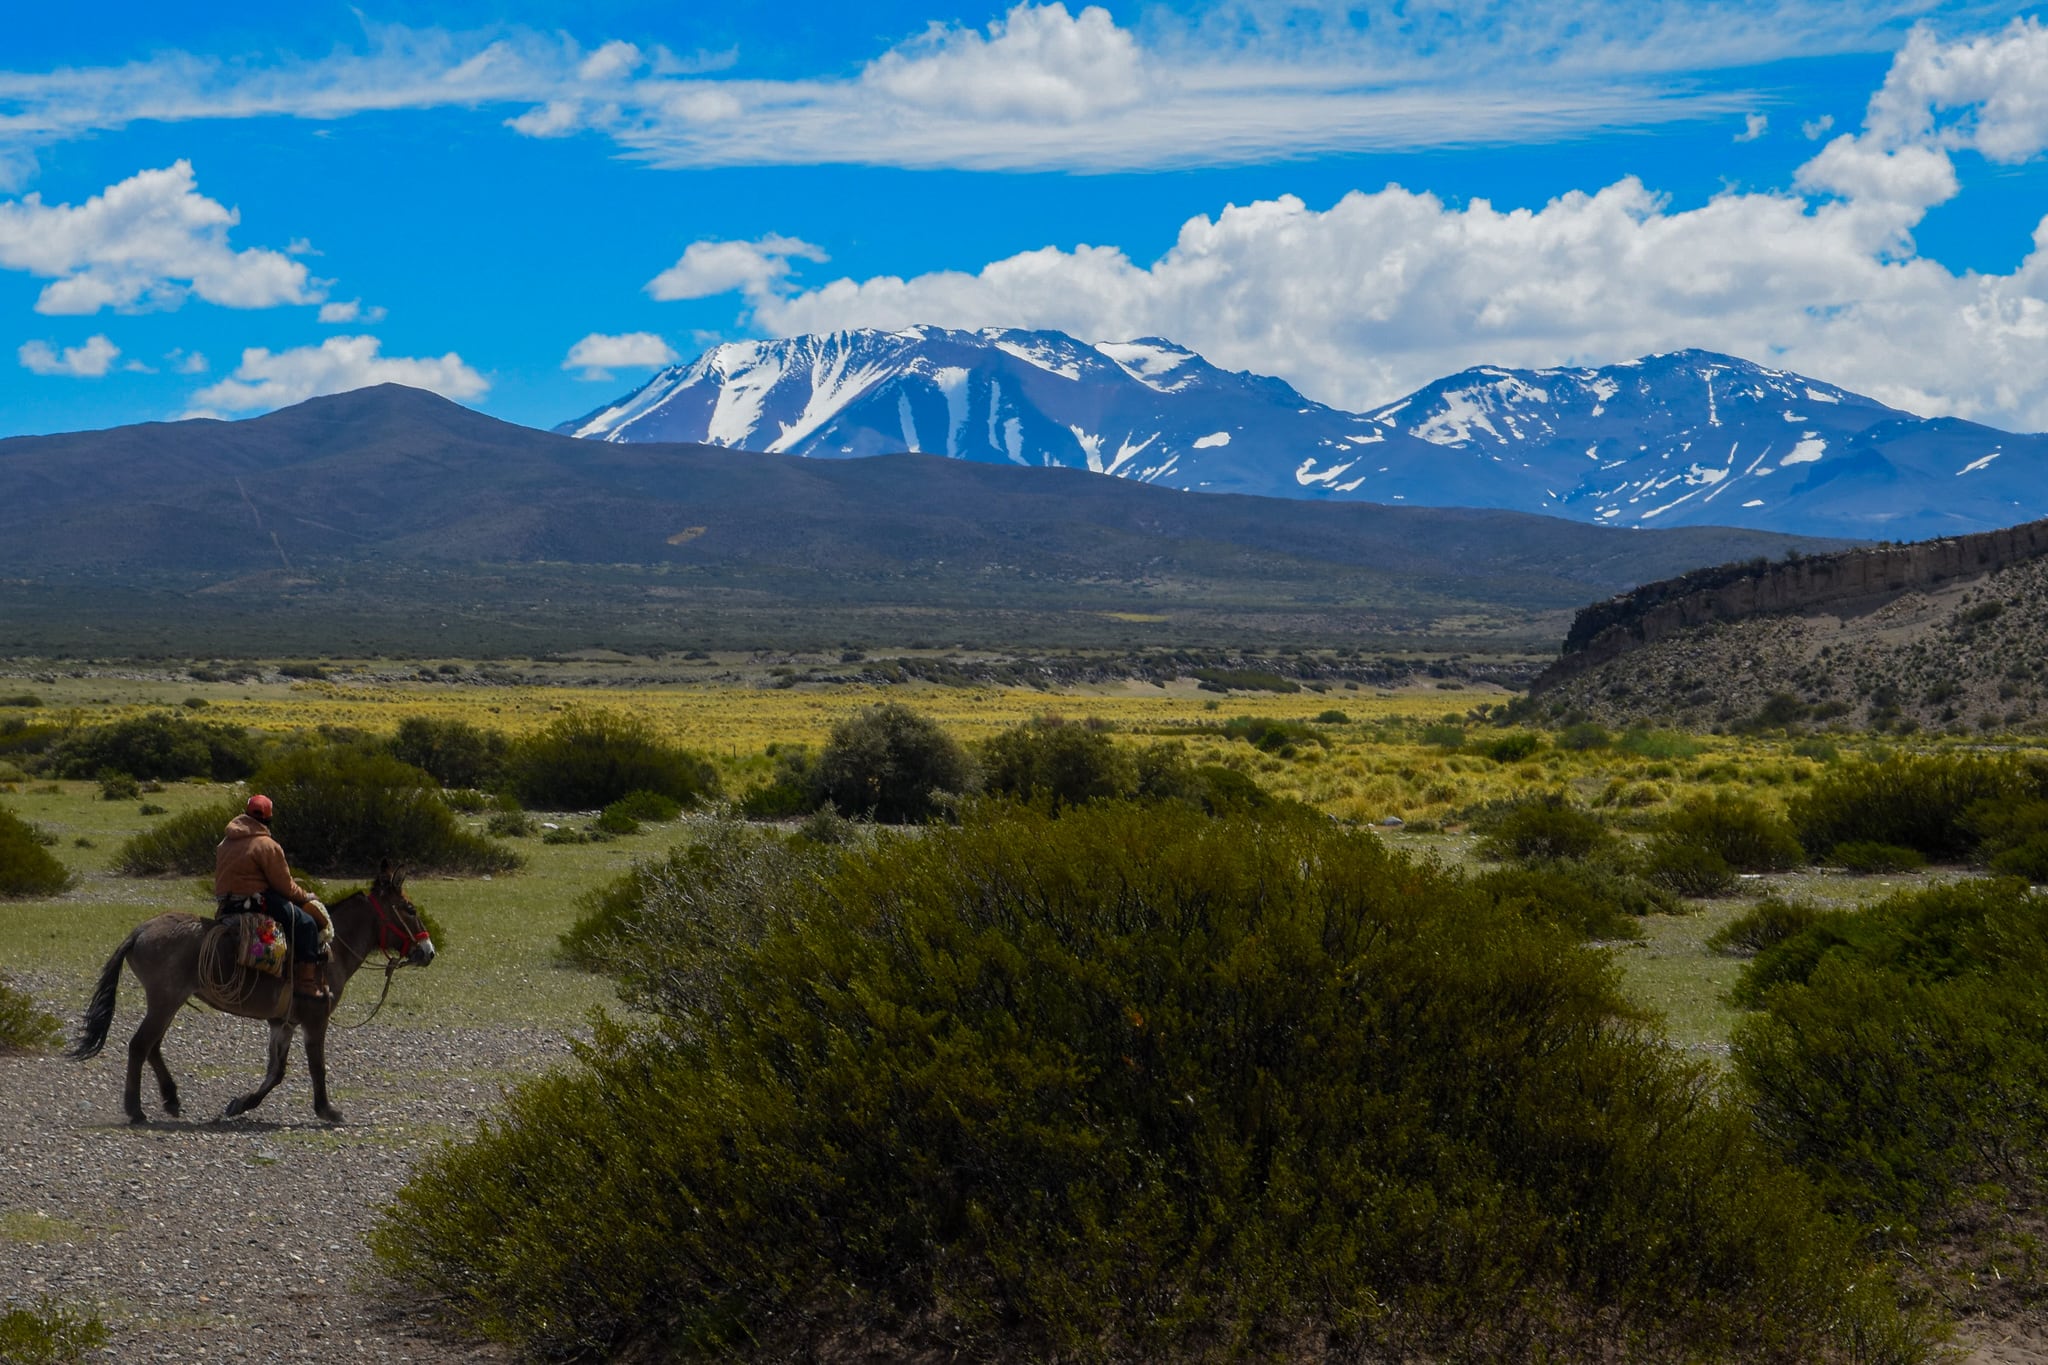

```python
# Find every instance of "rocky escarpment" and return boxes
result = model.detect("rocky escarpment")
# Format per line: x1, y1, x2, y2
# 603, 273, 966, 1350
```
1538, 517, 2048, 691
1525, 529, 2048, 736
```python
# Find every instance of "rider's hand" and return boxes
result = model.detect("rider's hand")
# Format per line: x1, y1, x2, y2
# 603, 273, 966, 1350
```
304, 897, 330, 926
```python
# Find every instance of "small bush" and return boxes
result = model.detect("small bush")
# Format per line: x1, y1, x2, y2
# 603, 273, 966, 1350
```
1479, 731, 1543, 762
97, 769, 141, 801
137, 802, 168, 816
48, 713, 258, 781
1475, 794, 1612, 862
1312, 708, 1350, 724
0, 1298, 108, 1364
1617, 728, 1703, 760
979, 716, 1134, 809
486, 809, 534, 838
510, 711, 719, 811
1644, 838, 1738, 897
1832, 840, 1928, 874
389, 717, 511, 791
0, 973, 62, 1052
1707, 898, 1822, 957
608, 789, 684, 823
1419, 722, 1465, 749
1659, 792, 1805, 872
1220, 715, 1326, 755
1789, 752, 2031, 860
593, 806, 641, 836
1557, 721, 1611, 751
0, 693, 42, 707
114, 800, 240, 876
814, 703, 976, 823
1472, 860, 1659, 939
441, 787, 490, 813
0, 806, 71, 898
1968, 796, 2048, 881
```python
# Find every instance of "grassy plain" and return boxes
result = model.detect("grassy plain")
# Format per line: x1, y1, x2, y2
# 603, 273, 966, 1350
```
4, 668, 2030, 1059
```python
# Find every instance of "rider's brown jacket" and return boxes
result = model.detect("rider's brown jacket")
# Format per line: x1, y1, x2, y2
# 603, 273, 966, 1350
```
212, 814, 313, 904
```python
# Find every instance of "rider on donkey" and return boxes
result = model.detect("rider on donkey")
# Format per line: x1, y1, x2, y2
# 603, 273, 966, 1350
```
213, 794, 333, 1002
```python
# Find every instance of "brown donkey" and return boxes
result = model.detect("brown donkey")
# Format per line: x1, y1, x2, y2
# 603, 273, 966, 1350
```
70, 862, 437, 1125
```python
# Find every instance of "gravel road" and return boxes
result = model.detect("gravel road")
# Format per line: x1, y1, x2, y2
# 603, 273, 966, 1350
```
1, 970, 579, 1362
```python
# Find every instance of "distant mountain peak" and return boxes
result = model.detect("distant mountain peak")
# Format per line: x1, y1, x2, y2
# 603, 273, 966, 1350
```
557, 327, 2045, 539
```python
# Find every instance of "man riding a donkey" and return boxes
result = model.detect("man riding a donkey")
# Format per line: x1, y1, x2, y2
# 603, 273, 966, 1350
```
214, 793, 333, 1002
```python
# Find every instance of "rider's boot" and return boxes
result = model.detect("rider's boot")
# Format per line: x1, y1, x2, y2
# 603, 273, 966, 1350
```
294, 961, 332, 1002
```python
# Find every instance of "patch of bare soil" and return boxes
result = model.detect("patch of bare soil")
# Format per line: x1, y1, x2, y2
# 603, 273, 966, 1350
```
0, 970, 579, 1362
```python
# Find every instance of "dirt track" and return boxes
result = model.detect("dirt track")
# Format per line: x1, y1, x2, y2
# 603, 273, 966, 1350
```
0, 971, 574, 1362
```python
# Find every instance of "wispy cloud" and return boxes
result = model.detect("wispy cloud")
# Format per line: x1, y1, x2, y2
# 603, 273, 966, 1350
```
660, 20, 2048, 430
0, 4, 2004, 173
18, 334, 118, 376
563, 331, 678, 380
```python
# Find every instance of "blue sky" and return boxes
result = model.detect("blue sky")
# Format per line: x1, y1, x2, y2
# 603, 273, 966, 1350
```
3, 1, 2046, 439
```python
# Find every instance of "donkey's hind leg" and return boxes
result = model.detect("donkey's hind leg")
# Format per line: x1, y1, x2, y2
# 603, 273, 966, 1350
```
123, 999, 181, 1126
223, 1020, 294, 1119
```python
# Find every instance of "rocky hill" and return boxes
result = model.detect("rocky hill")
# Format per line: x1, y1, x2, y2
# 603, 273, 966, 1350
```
1529, 517, 2048, 733
562, 327, 2048, 539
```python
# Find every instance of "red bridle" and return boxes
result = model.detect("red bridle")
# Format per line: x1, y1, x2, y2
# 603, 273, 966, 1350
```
367, 888, 432, 958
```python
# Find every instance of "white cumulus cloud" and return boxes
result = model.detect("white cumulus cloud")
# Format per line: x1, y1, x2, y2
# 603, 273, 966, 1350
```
0, 161, 320, 314
563, 331, 679, 380
646, 235, 827, 302
864, 4, 1148, 121
18, 334, 118, 376
190, 335, 487, 414
318, 299, 387, 323
702, 21, 2048, 431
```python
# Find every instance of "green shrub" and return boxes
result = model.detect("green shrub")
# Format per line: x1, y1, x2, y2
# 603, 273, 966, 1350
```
1617, 728, 1702, 760
0, 1298, 108, 1364
0, 973, 62, 1052
1557, 721, 1611, 751
0, 806, 71, 897
1312, 708, 1351, 724
1832, 841, 1928, 874
1708, 898, 1823, 957
1644, 838, 1738, 897
1471, 860, 1659, 939
979, 716, 1133, 809
0, 693, 42, 707
1659, 792, 1805, 872
1475, 794, 1612, 862
255, 747, 521, 876
1789, 753, 2032, 860
1967, 797, 2048, 881
1734, 879, 2048, 1226
440, 787, 490, 813
96, 769, 141, 800
1791, 738, 1840, 762
485, 809, 534, 838
389, 716, 511, 791
379, 802, 1910, 1363
1419, 722, 1465, 749
510, 711, 719, 812
814, 703, 976, 823
608, 789, 684, 823
47, 713, 258, 781
1479, 731, 1543, 762
114, 799, 243, 876
594, 807, 641, 836
1220, 714, 1325, 755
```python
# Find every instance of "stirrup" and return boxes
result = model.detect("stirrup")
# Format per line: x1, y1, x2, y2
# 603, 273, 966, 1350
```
293, 963, 332, 1002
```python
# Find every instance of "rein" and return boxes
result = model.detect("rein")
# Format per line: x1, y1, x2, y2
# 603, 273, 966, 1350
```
332, 888, 431, 1031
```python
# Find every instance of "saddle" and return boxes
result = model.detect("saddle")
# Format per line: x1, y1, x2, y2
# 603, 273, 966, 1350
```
209, 908, 289, 978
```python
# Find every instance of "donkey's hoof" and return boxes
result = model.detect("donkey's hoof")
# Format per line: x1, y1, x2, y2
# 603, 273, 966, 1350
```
162, 1098, 181, 1118
316, 1104, 344, 1125
222, 1097, 249, 1118
126, 1110, 147, 1127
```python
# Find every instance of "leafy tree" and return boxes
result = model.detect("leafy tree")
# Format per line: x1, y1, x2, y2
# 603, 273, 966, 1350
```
510, 711, 718, 811
814, 703, 976, 823
978, 716, 1133, 809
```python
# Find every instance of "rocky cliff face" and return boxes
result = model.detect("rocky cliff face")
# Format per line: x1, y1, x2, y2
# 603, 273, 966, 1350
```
1537, 517, 2048, 692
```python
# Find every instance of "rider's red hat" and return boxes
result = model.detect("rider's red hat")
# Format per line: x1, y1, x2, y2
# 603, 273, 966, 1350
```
246, 794, 274, 822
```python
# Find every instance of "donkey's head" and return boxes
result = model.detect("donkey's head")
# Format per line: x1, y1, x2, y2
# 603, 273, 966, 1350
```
372, 859, 436, 967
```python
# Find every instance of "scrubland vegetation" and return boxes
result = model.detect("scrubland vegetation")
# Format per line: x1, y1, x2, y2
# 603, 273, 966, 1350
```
9, 668, 2048, 1360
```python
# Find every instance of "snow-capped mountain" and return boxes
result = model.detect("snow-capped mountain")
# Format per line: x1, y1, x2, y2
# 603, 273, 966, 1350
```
558, 328, 2048, 539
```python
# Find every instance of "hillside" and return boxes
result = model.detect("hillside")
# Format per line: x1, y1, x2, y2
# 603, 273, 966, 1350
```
0, 385, 1846, 657
561, 328, 2048, 539
1528, 518, 2048, 733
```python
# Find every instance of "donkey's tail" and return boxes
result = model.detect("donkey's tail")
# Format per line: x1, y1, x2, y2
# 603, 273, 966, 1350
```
70, 926, 142, 1060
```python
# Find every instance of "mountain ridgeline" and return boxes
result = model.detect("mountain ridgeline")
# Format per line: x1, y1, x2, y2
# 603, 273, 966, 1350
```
0, 385, 1844, 656
562, 326, 2048, 540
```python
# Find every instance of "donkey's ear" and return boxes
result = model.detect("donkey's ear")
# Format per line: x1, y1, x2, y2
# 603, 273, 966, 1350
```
378, 858, 392, 881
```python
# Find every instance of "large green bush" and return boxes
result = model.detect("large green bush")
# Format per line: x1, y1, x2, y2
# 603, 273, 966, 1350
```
1659, 792, 1805, 872
813, 702, 976, 823
0, 806, 71, 898
388, 716, 510, 791
257, 746, 522, 876
978, 716, 1133, 808
377, 803, 1914, 1363
1734, 878, 2048, 1230
1474, 793, 1613, 862
113, 799, 241, 875
46, 713, 258, 781
510, 711, 719, 811
1788, 753, 2034, 861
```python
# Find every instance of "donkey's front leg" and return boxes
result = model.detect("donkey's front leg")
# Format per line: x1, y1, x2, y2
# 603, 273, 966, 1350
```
304, 1017, 342, 1124
223, 1020, 294, 1118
